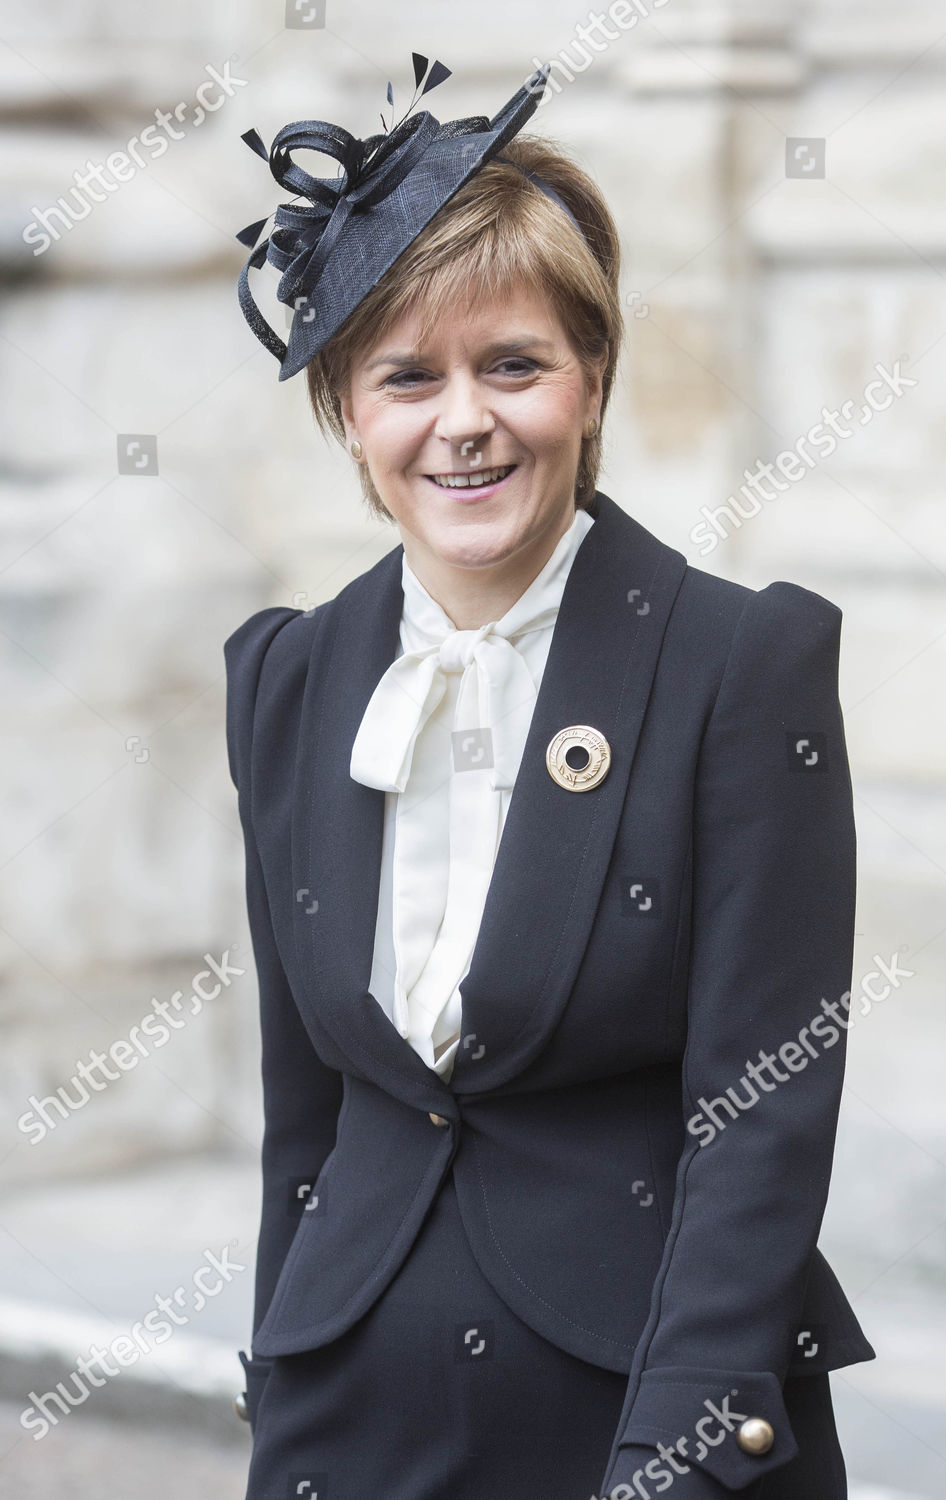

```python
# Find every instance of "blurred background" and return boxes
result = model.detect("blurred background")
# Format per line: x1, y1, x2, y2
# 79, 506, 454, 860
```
1, 1, 944, 1496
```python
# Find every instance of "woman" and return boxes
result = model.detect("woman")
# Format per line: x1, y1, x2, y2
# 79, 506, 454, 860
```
227, 59, 875, 1500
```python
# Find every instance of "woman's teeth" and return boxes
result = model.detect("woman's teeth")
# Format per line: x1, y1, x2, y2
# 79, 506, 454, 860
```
429, 465, 515, 489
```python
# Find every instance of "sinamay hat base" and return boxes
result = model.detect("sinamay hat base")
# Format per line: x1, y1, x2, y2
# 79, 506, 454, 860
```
236, 56, 581, 382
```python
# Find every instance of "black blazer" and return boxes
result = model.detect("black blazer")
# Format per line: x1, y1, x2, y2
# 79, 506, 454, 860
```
224, 488, 875, 1496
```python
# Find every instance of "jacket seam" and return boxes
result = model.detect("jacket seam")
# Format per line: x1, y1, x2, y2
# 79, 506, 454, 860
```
627, 586, 760, 1397
632, 1376, 775, 1390
470, 1128, 629, 1353
641, 1072, 666, 1244
262, 1134, 452, 1333
238, 606, 305, 803
663, 831, 692, 1058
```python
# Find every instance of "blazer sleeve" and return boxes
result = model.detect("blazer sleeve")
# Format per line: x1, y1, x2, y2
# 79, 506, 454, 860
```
224, 606, 346, 1432
598, 581, 858, 1498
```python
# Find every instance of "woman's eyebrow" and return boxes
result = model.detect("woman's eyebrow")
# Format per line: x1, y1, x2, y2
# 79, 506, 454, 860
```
364, 337, 556, 371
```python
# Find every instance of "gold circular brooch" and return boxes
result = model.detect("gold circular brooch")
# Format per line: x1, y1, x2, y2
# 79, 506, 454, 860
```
545, 725, 612, 792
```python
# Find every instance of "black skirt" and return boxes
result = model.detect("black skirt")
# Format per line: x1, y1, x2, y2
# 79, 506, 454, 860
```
244, 1167, 848, 1500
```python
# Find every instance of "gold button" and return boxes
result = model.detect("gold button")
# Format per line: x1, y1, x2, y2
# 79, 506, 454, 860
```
234, 1391, 250, 1422
428, 1111, 451, 1127
736, 1417, 774, 1454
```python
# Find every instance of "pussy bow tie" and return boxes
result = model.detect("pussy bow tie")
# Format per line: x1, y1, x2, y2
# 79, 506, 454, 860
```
348, 511, 593, 1079
349, 521, 589, 795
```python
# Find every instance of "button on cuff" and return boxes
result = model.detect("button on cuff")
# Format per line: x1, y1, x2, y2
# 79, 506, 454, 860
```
736, 1416, 775, 1453
615, 1364, 799, 1490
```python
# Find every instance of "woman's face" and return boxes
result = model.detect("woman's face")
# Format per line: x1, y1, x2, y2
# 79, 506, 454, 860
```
339, 281, 606, 623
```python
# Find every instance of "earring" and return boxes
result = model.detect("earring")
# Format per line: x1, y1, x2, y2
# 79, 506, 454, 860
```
586, 418, 598, 439
350, 439, 363, 460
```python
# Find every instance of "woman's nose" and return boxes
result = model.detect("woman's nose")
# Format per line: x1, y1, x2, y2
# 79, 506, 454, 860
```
433, 373, 496, 449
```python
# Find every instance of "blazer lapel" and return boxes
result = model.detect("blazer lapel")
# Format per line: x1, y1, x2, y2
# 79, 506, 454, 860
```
452, 493, 687, 1088
289, 532, 439, 1109
291, 491, 688, 1100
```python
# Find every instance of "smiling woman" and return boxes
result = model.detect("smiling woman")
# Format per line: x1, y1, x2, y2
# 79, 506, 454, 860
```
227, 57, 874, 1500
333, 281, 609, 627
303, 126, 623, 533
302, 132, 623, 626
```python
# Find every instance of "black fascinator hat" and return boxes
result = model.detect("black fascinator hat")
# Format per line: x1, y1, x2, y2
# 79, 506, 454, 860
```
235, 57, 561, 381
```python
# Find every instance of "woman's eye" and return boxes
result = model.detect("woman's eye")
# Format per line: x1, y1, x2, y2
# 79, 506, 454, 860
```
384, 358, 537, 388
384, 370, 427, 388
497, 358, 537, 375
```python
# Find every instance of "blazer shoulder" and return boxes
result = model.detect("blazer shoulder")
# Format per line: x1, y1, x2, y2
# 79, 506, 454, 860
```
677, 561, 843, 652
223, 604, 327, 791
223, 602, 319, 674
725, 578, 845, 678
663, 564, 844, 729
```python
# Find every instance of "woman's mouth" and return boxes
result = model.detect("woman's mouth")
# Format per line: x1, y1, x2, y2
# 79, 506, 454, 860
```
424, 463, 517, 499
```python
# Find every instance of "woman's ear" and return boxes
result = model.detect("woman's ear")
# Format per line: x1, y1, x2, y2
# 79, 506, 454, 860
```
585, 349, 608, 424
339, 387, 355, 445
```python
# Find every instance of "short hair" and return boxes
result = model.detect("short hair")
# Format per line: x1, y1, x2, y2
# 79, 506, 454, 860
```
304, 132, 624, 522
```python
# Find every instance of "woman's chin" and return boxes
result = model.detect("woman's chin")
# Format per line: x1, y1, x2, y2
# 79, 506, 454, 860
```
419, 534, 516, 571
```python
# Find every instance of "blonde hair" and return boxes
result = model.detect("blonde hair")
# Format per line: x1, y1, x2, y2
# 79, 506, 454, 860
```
304, 132, 624, 522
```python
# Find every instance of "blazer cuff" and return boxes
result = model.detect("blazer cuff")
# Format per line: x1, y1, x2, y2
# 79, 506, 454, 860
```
237, 1348, 275, 1433
598, 1365, 798, 1495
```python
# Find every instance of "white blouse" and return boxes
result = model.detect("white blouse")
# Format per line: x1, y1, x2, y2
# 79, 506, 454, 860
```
349, 506, 595, 1082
